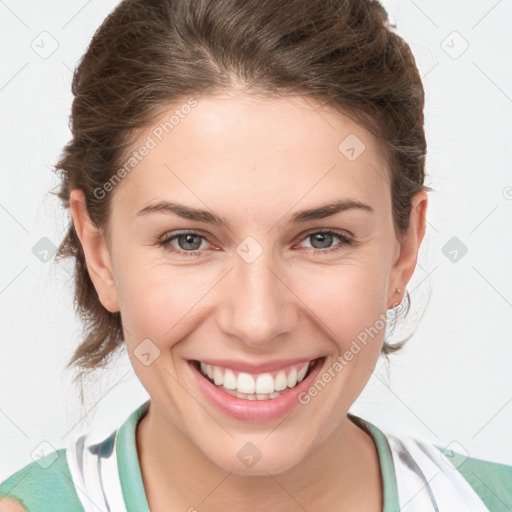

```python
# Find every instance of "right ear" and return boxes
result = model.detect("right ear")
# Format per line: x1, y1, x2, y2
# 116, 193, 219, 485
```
69, 189, 120, 313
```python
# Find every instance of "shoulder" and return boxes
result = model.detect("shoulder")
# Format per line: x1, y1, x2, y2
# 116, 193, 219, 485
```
0, 448, 84, 512
433, 444, 512, 512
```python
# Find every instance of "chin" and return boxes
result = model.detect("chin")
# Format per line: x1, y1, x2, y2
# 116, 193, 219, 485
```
206, 443, 306, 477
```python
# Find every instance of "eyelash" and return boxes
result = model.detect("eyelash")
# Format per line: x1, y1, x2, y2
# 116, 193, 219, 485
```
156, 229, 356, 257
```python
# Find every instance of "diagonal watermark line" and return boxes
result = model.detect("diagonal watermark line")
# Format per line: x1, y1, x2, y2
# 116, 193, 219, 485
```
61, 369, 132, 439
61, 471, 106, 511
408, 0, 439, 29
265, 472, 310, 512
360, 161, 436, 239
472, 61, 512, 105
164, 162, 235, 239
302, 96, 336, 131
0, 407, 30, 439
0, 62, 29, 93
265, 265, 338, 339
163, 366, 234, 438
61, 0, 93, 29
0, 265, 29, 295
465, 467, 512, 509
409, 265, 437, 296
266, 164, 337, 234
421, 61, 439, 81
399, 471, 440, 510
199, 470, 233, 503
368, 161, 391, 189
469, 204, 499, 233
162, 267, 234, 338
372, 370, 440, 438
0, 203, 29, 233
61, 60, 74, 73
0, 472, 30, 501
264, 404, 297, 439
471, 265, 512, 308
471, 0, 503, 30
0, 0, 29, 28
161, 162, 242, 339
55, 259, 74, 280
471, 395, 512, 440
416, 196, 438, 235
417, 261, 427, 273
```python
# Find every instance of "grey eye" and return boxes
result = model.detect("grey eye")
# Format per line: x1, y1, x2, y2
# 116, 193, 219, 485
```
308, 232, 335, 249
175, 233, 204, 251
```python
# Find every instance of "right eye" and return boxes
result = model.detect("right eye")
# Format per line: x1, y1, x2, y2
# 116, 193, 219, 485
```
156, 230, 211, 257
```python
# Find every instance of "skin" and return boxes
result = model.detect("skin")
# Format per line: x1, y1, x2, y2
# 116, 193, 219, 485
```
68, 92, 427, 511
0, 499, 26, 512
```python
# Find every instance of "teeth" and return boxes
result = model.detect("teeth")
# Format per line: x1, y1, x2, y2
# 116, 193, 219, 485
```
223, 369, 237, 390
287, 367, 297, 388
274, 370, 288, 391
297, 364, 308, 382
213, 366, 223, 386
237, 373, 256, 394
255, 373, 275, 394
198, 359, 316, 397
225, 387, 280, 400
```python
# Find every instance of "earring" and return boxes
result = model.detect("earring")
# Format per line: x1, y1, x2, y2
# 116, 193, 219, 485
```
388, 288, 403, 310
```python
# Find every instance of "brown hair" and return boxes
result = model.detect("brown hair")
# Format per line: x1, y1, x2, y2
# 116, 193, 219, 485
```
52, 0, 431, 399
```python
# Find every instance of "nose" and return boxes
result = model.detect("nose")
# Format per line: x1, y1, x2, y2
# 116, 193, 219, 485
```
216, 246, 298, 348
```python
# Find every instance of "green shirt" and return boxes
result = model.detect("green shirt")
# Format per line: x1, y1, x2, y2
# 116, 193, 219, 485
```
1, 400, 511, 511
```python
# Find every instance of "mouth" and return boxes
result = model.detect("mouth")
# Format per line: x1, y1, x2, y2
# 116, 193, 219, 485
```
190, 357, 325, 400
187, 356, 327, 421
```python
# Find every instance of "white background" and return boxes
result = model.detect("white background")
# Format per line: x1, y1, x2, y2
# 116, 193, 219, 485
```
1, 0, 511, 482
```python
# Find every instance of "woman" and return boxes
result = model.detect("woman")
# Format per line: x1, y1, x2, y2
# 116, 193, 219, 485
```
1, 0, 510, 510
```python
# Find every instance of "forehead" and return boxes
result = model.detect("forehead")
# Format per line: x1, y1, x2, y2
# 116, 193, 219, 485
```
111, 92, 391, 218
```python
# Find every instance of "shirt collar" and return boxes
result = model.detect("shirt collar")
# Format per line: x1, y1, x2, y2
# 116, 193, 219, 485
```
348, 412, 400, 512
116, 399, 151, 511
115, 400, 399, 512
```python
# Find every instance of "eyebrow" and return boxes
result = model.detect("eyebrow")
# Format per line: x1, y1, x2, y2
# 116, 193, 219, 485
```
136, 198, 373, 226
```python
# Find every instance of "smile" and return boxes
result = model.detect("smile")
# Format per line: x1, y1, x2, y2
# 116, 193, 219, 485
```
197, 359, 315, 399
188, 357, 327, 422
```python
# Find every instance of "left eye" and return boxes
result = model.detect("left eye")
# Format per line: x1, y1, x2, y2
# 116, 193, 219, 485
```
156, 229, 354, 257
158, 232, 209, 254
298, 230, 353, 252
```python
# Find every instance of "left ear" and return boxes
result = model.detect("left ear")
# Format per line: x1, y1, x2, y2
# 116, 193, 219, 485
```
387, 190, 428, 309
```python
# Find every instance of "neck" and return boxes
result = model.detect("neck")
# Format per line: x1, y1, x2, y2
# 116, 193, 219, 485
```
136, 404, 382, 512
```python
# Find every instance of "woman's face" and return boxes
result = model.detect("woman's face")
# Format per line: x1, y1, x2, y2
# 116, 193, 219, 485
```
72, 92, 427, 475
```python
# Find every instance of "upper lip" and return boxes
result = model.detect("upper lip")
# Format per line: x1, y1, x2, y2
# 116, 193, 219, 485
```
191, 357, 323, 374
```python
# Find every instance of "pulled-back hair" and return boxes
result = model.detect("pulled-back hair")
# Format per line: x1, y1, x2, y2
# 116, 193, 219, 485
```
53, 0, 431, 398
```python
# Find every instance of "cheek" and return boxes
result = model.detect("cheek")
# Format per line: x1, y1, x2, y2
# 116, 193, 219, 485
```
293, 257, 388, 323
116, 258, 216, 347
288, 261, 389, 375
116, 242, 390, 355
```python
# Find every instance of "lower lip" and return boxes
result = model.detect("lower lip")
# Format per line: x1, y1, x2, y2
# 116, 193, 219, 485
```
188, 357, 326, 422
